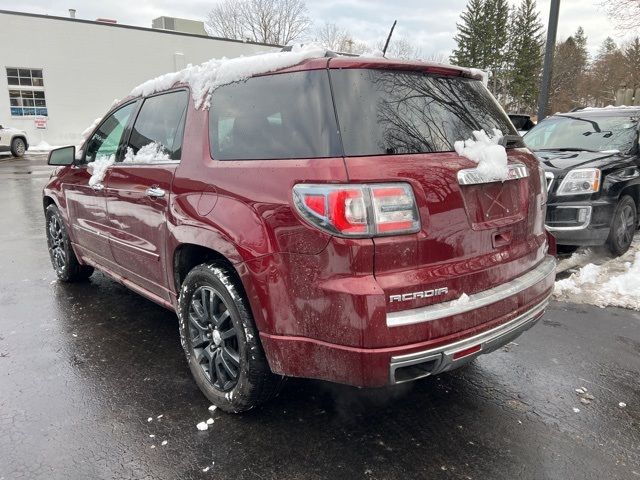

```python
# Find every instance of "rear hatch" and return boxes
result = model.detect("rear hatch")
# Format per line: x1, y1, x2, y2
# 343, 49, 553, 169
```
329, 67, 548, 345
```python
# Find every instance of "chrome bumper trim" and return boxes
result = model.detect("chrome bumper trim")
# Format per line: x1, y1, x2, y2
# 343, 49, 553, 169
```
386, 255, 556, 327
389, 294, 551, 384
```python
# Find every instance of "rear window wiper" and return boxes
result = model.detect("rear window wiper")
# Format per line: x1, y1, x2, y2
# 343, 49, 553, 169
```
536, 147, 598, 153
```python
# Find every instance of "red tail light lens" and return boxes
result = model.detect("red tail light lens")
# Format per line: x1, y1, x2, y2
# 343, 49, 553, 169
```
293, 183, 420, 237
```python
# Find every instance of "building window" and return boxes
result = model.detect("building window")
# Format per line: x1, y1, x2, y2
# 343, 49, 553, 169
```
6, 68, 47, 117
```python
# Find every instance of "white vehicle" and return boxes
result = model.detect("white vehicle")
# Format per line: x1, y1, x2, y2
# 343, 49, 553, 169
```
0, 125, 28, 157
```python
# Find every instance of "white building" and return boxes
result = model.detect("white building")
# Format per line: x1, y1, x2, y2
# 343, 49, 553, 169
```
0, 10, 280, 147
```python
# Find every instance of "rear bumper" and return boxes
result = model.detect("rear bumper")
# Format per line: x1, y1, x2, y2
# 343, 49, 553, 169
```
260, 256, 556, 387
389, 294, 548, 384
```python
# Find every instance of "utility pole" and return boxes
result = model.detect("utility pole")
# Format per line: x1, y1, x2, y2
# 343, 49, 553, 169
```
537, 0, 560, 121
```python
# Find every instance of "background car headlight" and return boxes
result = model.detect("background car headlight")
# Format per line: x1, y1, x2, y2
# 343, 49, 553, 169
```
557, 168, 601, 196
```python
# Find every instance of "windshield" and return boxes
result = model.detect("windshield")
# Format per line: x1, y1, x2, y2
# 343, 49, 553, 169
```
329, 69, 516, 156
524, 114, 639, 153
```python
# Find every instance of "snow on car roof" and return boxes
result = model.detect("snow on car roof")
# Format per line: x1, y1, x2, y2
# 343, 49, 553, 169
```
130, 43, 327, 109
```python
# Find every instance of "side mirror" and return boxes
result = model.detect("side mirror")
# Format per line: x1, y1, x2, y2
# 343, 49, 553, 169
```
48, 146, 76, 166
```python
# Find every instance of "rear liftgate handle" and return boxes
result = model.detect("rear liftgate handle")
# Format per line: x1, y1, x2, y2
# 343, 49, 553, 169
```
492, 231, 512, 248
146, 186, 166, 198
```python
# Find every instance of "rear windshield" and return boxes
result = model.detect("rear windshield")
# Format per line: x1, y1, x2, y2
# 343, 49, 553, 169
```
330, 69, 516, 156
209, 70, 341, 160
524, 114, 639, 153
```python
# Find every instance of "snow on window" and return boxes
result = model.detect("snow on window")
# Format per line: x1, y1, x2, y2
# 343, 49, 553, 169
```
87, 154, 115, 186
124, 143, 170, 164
130, 43, 327, 110
76, 117, 102, 160
454, 129, 509, 181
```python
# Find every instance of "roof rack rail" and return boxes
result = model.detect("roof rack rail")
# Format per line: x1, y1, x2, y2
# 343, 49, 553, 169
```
280, 45, 339, 57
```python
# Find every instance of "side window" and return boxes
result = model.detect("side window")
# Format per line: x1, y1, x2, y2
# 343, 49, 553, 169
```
209, 71, 340, 160
125, 90, 188, 162
84, 102, 136, 163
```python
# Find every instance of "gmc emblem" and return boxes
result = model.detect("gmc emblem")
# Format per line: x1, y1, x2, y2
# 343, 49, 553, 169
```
389, 287, 449, 303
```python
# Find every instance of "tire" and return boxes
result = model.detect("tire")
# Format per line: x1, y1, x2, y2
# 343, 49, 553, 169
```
178, 263, 283, 412
45, 204, 94, 282
606, 195, 637, 257
10, 137, 26, 157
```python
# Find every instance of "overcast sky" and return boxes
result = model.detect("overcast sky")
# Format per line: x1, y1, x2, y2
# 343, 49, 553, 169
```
1, 0, 636, 57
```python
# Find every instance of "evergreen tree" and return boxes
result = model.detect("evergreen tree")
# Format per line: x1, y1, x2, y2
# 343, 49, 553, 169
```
549, 29, 590, 113
450, 0, 510, 96
450, 0, 486, 68
624, 38, 640, 87
506, 0, 545, 112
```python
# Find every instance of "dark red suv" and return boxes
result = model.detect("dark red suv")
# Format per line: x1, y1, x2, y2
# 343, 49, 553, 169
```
43, 52, 556, 412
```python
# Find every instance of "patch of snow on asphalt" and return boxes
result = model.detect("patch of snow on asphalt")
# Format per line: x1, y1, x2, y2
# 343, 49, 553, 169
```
130, 43, 326, 109
196, 421, 209, 431
553, 237, 640, 310
28, 141, 60, 152
454, 129, 509, 181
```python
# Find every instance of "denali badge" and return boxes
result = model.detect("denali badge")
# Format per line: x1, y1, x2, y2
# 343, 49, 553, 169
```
389, 287, 449, 303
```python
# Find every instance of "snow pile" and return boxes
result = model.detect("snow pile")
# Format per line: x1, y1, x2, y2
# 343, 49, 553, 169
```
28, 141, 60, 152
454, 129, 509, 181
469, 68, 489, 86
582, 105, 639, 111
131, 43, 327, 109
124, 143, 170, 163
87, 155, 115, 186
450, 293, 470, 307
553, 237, 640, 310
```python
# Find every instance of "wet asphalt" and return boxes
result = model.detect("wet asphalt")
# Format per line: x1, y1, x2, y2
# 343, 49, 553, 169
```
0, 153, 639, 480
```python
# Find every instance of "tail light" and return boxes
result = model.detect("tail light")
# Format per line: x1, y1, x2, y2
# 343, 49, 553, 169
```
293, 183, 420, 237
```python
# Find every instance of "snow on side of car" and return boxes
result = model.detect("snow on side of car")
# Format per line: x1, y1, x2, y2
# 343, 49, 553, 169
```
454, 129, 510, 181
124, 143, 170, 163
130, 43, 327, 109
87, 155, 115, 186
553, 236, 640, 310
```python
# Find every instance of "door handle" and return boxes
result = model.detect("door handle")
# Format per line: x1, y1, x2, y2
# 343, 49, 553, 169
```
146, 186, 166, 198
91, 183, 104, 191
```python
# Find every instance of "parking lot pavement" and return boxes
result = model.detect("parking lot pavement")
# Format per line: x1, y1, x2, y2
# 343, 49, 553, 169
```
1, 154, 639, 480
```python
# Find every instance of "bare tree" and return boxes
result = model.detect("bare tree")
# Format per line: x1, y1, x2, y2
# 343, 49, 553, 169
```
206, 0, 311, 45
314, 23, 368, 54
600, 0, 640, 31
376, 37, 423, 59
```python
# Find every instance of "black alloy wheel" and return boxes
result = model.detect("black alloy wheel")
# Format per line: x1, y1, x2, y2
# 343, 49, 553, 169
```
187, 286, 241, 391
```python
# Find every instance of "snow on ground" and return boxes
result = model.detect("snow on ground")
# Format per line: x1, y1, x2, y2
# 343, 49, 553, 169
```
454, 129, 510, 181
553, 235, 640, 310
28, 141, 60, 152
130, 43, 327, 109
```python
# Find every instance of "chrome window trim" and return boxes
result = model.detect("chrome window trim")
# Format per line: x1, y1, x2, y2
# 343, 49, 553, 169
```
545, 205, 592, 231
386, 255, 556, 327
457, 163, 529, 186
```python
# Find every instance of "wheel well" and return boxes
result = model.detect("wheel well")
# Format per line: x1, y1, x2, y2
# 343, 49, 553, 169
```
43, 196, 55, 211
173, 244, 237, 291
619, 185, 640, 220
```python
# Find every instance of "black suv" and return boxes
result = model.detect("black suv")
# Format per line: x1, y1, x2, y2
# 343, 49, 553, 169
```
525, 107, 640, 256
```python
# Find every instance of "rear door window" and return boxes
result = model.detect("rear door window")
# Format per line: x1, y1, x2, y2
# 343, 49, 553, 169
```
330, 69, 517, 156
209, 71, 340, 160
125, 90, 189, 162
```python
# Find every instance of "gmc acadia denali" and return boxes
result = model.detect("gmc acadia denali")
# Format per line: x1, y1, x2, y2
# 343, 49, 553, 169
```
43, 52, 556, 412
